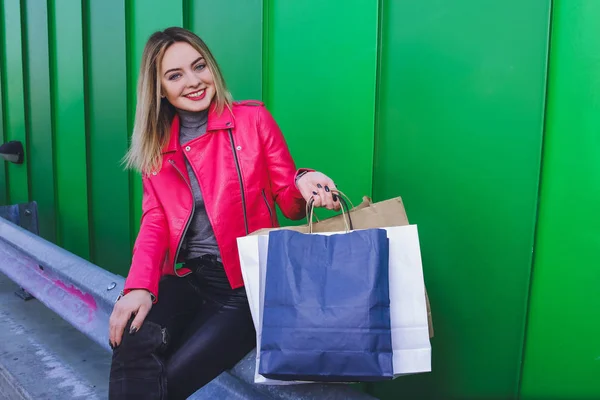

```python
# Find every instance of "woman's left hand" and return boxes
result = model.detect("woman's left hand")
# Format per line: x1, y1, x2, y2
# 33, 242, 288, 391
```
296, 171, 341, 210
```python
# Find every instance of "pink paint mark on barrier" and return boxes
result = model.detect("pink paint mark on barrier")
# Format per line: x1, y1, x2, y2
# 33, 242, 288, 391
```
53, 280, 98, 310
53, 279, 98, 323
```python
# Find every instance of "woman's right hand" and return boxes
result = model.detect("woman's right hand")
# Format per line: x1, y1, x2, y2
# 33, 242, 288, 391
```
108, 289, 153, 348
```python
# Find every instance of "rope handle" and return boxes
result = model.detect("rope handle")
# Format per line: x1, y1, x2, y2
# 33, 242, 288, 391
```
306, 190, 354, 233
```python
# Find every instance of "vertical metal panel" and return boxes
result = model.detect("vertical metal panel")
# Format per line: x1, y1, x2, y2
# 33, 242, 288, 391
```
86, 0, 131, 275
520, 2, 600, 398
48, 0, 90, 258
189, 0, 263, 101
1, 0, 29, 204
127, 0, 183, 241
372, 1, 550, 398
264, 0, 378, 213
0, 14, 6, 206
22, 0, 57, 242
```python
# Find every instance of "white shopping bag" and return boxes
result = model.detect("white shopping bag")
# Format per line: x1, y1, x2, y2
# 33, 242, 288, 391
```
238, 234, 306, 385
237, 225, 431, 385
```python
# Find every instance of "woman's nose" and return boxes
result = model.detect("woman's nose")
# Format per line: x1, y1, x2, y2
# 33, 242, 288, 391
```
185, 74, 202, 88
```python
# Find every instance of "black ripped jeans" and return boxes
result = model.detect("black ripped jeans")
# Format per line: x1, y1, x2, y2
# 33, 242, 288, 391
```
108, 256, 256, 400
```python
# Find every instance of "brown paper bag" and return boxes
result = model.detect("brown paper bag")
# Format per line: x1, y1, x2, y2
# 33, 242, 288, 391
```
251, 195, 434, 338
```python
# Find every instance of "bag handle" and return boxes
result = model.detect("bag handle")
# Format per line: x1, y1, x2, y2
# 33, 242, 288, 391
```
307, 190, 354, 233
304, 189, 355, 218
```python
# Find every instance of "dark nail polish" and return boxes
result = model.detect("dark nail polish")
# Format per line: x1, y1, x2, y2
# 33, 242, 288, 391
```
312, 191, 318, 195
333, 194, 338, 201
129, 326, 138, 335
317, 184, 322, 189
325, 186, 330, 192
109, 341, 114, 350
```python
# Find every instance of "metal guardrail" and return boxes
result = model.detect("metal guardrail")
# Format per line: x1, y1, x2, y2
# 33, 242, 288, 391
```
0, 205, 375, 400
0, 205, 121, 352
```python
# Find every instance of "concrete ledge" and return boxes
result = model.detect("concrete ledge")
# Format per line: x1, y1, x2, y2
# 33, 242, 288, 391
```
0, 272, 109, 399
0, 363, 32, 400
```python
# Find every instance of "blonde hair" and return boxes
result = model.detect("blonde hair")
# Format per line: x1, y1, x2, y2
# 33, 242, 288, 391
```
123, 27, 233, 174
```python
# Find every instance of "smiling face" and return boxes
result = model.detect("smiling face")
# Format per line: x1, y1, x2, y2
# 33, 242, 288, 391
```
160, 41, 215, 112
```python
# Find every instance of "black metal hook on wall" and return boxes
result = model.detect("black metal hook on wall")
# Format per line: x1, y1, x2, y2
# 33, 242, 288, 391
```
0, 141, 24, 164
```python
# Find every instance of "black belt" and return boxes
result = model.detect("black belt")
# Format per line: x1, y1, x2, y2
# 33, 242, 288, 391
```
185, 255, 247, 300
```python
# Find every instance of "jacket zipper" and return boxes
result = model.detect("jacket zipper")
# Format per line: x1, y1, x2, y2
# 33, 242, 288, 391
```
228, 129, 249, 235
262, 189, 274, 227
168, 159, 195, 276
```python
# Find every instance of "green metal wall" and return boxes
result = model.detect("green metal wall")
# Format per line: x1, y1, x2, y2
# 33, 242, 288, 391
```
0, 1, 597, 399
1, 0, 28, 208
264, 0, 378, 209
371, 1, 550, 398
87, 0, 129, 268
520, 1, 600, 398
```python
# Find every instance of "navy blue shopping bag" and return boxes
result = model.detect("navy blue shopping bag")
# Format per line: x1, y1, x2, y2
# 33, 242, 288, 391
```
259, 228, 393, 382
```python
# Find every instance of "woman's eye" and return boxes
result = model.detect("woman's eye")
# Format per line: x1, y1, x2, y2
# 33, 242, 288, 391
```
194, 64, 206, 71
168, 73, 181, 81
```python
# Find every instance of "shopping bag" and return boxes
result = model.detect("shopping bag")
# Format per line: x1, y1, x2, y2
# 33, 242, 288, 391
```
237, 195, 432, 384
248, 225, 431, 381
259, 227, 394, 382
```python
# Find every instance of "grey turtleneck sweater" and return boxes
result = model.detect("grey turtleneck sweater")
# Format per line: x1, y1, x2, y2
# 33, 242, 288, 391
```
177, 109, 221, 261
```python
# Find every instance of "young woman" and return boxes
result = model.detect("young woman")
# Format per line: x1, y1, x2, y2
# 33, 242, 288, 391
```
107, 27, 339, 399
